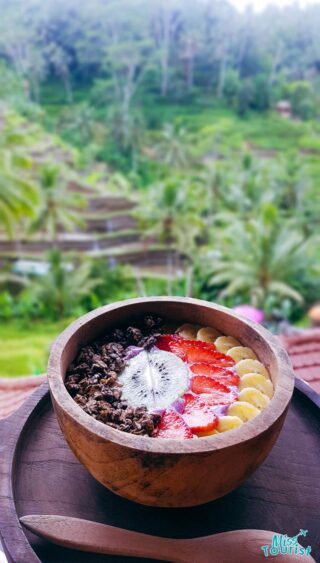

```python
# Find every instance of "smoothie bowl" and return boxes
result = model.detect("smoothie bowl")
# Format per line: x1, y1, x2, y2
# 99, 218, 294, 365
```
47, 297, 294, 507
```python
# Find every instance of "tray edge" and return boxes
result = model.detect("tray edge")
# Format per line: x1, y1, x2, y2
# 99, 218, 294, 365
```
0, 383, 49, 563
0, 379, 319, 563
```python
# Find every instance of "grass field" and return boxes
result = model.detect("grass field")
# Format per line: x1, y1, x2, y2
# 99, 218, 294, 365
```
0, 320, 71, 377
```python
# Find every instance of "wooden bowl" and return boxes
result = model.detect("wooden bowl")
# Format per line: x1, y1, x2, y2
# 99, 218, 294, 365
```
47, 297, 294, 508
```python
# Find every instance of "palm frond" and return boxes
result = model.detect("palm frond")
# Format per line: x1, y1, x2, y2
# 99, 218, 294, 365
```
268, 281, 304, 303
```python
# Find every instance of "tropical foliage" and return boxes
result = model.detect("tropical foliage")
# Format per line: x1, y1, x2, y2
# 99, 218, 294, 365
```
0, 150, 38, 236
0, 0, 320, 376
22, 250, 101, 320
0, 114, 39, 235
204, 204, 319, 308
29, 164, 85, 242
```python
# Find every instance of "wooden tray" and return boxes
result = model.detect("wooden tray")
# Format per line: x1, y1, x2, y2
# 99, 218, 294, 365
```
1, 381, 319, 563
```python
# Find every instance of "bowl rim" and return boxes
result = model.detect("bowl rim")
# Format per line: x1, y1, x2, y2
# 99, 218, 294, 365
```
47, 297, 294, 454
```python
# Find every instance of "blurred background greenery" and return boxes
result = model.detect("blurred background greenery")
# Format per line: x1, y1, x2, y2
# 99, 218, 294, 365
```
0, 0, 319, 377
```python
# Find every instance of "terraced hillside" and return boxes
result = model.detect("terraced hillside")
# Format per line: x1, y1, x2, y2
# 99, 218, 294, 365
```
0, 107, 181, 278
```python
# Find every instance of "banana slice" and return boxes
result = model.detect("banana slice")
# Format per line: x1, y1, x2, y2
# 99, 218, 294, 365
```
176, 323, 200, 340
228, 401, 260, 421
214, 336, 241, 354
235, 359, 270, 379
227, 346, 257, 362
240, 373, 273, 398
217, 415, 243, 432
238, 388, 270, 410
197, 326, 221, 343
196, 428, 219, 437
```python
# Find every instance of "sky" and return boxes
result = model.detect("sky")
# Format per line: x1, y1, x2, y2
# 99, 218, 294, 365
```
229, 0, 320, 11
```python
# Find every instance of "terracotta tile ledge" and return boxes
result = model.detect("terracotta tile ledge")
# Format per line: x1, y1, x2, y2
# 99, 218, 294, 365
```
279, 329, 320, 394
0, 374, 47, 419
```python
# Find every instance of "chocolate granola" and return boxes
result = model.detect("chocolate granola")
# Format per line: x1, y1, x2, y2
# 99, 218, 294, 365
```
65, 314, 163, 436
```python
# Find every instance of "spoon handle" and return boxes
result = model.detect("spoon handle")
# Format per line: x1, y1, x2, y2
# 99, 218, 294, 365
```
20, 515, 191, 562
20, 515, 316, 563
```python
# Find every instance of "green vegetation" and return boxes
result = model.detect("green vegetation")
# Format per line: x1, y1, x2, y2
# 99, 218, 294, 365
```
0, 319, 68, 377
0, 0, 320, 376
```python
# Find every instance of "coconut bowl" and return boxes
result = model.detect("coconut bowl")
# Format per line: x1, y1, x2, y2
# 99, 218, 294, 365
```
47, 297, 294, 508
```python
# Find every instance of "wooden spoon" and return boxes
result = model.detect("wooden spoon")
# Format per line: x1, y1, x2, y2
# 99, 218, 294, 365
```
20, 515, 315, 562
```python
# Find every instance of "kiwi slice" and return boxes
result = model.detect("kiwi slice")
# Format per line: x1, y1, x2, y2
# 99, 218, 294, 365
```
118, 349, 189, 410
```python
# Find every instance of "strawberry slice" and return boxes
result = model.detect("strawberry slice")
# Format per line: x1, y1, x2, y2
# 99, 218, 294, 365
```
156, 335, 219, 361
191, 375, 232, 397
197, 393, 236, 407
191, 375, 230, 394
154, 410, 193, 439
182, 391, 234, 409
190, 363, 240, 386
182, 396, 218, 433
156, 334, 178, 352
168, 337, 198, 360
186, 347, 234, 366
183, 392, 196, 405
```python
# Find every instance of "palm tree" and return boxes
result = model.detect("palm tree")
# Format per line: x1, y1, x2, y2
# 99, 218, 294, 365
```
276, 151, 306, 211
274, 151, 319, 235
29, 164, 86, 244
157, 123, 191, 168
201, 153, 279, 225
137, 176, 206, 294
205, 203, 319, 309
200, 160, 231, 219
139, 176, 205, 247
29, 250, 101, 320
58, 103, 95, 144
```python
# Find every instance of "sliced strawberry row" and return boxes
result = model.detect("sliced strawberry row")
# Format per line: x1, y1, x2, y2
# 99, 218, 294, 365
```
154, 335, 238, 439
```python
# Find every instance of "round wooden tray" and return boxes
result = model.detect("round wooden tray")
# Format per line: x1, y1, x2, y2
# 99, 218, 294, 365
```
0, 381, 319, 563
